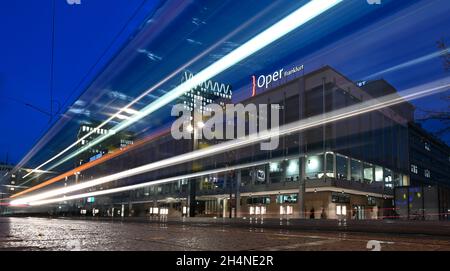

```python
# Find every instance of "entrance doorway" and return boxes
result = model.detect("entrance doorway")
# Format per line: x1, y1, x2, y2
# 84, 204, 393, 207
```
352, 205, 365, 220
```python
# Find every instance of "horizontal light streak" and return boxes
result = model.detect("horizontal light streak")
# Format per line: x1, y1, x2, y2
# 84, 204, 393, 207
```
10, 79, 450, 206
364, 49, 450, 80
21, 0, 342, 179
10, 128, 170, 199
26, 160, 277, 206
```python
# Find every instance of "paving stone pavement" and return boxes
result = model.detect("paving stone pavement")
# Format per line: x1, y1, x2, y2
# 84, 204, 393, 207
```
1, 217, 450, 251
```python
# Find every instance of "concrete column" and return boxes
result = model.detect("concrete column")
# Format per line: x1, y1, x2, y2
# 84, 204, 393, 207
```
298, 156, 306, 219
223, 198, 228, 218
128, 202, 132, 217
217, 198, 221, 218
372, 167, 376, 184
347, 157, 351, 181
298, 77, 306, 219
360, 160, 364, 183
223, 172, 228, 189
127, 191, 133, 217
226, 173, 233, 218
236, 170, 241, 218
251, 167, 256, 185
188, 179, 196, 217
333, 153, 337, 178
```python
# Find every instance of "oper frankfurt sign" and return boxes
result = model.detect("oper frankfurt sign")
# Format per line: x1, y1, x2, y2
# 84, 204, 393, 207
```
252, 64, 304, 96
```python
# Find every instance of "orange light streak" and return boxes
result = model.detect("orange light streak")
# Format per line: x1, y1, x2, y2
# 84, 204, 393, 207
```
10, 128, 170, 199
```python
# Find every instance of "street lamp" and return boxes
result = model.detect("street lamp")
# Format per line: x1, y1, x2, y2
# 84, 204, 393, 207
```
187, 115, 204, 217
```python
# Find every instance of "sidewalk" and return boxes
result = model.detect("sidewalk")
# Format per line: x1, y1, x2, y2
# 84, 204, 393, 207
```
31, 215, 450, 237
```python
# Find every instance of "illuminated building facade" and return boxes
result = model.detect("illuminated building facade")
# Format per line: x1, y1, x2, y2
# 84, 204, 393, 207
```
9, 66, 449, 221
0, 164, 48, 215
48, 66, 415, 220
76, 122, 134, 166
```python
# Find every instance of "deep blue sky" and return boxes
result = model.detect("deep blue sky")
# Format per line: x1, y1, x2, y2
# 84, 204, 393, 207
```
0, 0, 449, 165
0, 0, 158, 164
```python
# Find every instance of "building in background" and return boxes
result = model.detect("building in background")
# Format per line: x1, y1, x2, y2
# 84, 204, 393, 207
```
394, 123, 450, 220
408, 123, 450, 187
76, 121, 135, 167
57, 66, 414, 220
0, 163, 48, 215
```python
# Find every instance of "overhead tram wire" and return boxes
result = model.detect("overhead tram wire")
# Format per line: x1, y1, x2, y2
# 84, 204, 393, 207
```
49, 0, 56, 124
56, 0, 151, 113
16, 0, 151, 186
19, 0, 280, 182
11, 0, 286, 193
20, 0, 344, 181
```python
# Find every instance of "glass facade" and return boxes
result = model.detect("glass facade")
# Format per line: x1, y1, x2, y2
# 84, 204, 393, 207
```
336, 154, 348, 180
350, 159, 362, 182
285, 159, 300, 182
363, 163, 374, 183
8, 66, 414, 221
305, 155, 323, 179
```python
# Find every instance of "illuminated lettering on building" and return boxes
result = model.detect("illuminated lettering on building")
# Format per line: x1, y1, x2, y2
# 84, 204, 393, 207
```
181, 71, 232, 97
251, 64, 304, 96
181, 71, 233, 113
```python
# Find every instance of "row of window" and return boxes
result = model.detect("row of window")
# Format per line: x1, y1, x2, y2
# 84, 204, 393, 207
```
412, 135, 450, 163
81, 126, 109, 135
410, 164, 431, 178
120, 139, 134, 148
245, 194, 298, 205
424, 142, 431, 151
237, 152, 406, 188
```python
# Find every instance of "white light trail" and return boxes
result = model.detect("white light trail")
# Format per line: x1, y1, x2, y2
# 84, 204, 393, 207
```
364, 49, 450, 80
123, 108, 140, 115
10, 79, 450, 206
116, 114, 131, 120
22, 0, 342, 179
27, 160, 274, 206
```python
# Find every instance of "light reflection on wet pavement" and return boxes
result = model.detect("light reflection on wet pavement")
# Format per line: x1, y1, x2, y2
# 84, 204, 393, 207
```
1, 217, 449, 251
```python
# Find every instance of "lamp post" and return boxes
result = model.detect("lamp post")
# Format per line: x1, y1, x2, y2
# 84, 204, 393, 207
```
187, 110, 204, 218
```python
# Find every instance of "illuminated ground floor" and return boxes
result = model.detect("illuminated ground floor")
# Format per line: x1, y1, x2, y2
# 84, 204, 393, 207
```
8, 151, 444, 220
104, 189, 392, 221
68, 151, 403, 220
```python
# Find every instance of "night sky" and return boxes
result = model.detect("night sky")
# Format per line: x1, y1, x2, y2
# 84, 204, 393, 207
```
0, 0, 449, 165
0, 0, 158, 164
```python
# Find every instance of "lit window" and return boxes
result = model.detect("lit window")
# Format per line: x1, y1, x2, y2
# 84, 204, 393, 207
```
336, 205, 347, 216
424, 142, 431, 151
424, 169, 431, 178
410, 164, 418, 174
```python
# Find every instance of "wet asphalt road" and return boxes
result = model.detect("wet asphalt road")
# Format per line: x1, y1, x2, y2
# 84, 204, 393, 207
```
1, 217, 450, 251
